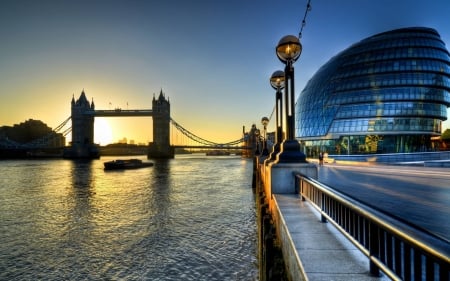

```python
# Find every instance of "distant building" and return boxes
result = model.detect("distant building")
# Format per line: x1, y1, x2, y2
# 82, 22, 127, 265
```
0, 119, 65, 148
296, 27, 450, 157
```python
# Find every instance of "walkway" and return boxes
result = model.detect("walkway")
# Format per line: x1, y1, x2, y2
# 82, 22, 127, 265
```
274, 193, 388, 281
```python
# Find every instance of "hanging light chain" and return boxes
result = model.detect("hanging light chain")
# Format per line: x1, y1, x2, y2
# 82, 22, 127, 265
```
299, 0, 312, 39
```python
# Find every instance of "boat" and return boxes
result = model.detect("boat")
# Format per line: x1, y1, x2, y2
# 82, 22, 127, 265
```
104, 159, 154, 170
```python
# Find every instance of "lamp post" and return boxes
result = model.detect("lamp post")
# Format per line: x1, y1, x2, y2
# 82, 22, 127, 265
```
261, 116, 270, 156
265, 70, 285, 164
254, 128, 260, 156
275, 35, 306, 162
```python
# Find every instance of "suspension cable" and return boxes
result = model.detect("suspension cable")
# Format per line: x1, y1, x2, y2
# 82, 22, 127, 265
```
170, 118, 246, 147
54, 116, 71, 132
268, 105, 275, 124
298, 0, 312, 39
264, 1, 311, 127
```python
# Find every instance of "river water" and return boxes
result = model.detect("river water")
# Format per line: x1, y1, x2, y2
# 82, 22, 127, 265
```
0, 155, 258, 280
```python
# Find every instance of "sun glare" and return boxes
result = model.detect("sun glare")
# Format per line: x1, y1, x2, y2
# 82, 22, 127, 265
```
94, 118, 113, 146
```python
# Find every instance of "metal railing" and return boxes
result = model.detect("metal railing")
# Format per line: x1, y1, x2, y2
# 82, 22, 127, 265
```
294, 173, 450, 281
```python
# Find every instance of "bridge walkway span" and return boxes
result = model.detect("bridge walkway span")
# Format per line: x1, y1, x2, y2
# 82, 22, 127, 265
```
90, 109, 153, 117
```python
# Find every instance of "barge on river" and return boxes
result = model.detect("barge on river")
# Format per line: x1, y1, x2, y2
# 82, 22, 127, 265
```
104, 159, 154, 170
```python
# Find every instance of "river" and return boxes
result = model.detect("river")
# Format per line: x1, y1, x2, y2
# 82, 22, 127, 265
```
0, 154, 258, 280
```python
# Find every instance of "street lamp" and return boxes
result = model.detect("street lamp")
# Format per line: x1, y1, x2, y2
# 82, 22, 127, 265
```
261, 116, 270, 156
275, 35, 306, 163
265, 70, 285, 164
254, 128, 260, 156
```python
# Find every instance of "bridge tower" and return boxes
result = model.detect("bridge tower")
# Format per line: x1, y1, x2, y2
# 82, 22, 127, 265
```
63, 90, 99, 158
148, 90, 174, 158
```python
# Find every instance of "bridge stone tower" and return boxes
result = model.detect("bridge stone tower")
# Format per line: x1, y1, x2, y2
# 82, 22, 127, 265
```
63, 90, 100, 158
148, 90, 174, 158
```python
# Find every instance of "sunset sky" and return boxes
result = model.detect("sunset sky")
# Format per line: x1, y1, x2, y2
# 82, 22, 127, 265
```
1, 0, 449, 145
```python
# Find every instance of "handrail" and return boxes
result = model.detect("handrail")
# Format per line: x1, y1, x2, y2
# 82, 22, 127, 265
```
294, 173, 450, 281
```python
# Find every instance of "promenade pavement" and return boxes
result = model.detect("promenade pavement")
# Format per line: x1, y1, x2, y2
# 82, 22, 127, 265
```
274, 194, 389, 281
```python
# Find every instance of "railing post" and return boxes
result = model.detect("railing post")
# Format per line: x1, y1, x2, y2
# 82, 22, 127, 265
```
321, 192, 327, 223
414, 250, 422, 280
440, 261, 449, 281
369, 222, 381, 277
300, 178, 305, 201
295, 174, 306, 201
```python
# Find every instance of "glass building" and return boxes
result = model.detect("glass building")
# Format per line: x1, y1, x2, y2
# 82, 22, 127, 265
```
296, 27, 450, 158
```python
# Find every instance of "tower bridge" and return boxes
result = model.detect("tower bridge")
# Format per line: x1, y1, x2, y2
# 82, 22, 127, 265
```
60, 90, 252, 159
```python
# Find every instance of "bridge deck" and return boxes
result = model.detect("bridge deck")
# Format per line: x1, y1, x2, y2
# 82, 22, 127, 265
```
87, 109, 153, 117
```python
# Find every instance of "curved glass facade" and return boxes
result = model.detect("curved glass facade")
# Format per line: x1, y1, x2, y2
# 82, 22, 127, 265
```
296, 27, 450, 156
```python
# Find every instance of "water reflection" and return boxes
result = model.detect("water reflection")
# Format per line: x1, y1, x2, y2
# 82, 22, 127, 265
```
0, 156, 257, 280
147, 159, 172, 233
69, 160, 95, 227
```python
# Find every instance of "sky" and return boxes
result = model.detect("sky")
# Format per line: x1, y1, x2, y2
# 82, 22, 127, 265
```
1, 0, 450, 145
